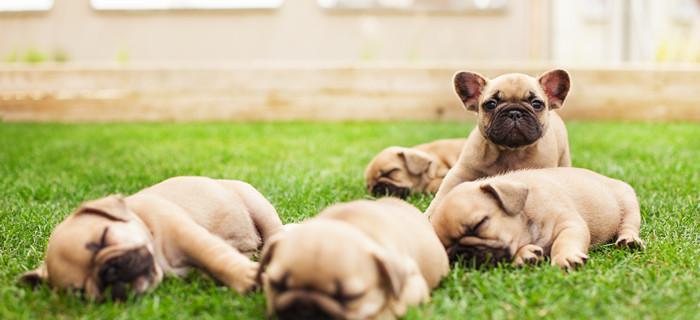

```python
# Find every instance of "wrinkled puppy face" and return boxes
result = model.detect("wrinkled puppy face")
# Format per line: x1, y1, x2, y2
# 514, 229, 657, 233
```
431, 181, 530, 267
20, 196, 163, 301
454, 69, 570, 148
259, 221, 404, 320
365, 147, 436, 198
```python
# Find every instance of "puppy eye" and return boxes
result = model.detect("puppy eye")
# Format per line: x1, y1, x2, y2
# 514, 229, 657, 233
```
483, 100, 498, 111
473, 216, 489, 231
531, 99, 544, 110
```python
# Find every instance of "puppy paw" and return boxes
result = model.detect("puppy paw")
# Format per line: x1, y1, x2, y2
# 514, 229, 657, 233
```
512, 244, 544, 267
229, 261, 259, 294
615, 234, 645, 250
551, 251, 588, 271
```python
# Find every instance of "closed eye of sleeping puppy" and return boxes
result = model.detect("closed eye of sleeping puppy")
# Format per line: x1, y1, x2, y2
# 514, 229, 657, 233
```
430, 167, 644, 270
258, 198, 449, 320
19, 176, 283, 300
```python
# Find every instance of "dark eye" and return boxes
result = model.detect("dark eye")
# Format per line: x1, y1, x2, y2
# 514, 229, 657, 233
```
531, 99, 544, 110
269, 273, 289, 292
483, 100, 498, 111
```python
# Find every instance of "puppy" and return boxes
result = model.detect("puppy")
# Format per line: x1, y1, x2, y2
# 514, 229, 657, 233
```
425, 69, 571, 216
430, 167, 644, 270
19, 176, 283, 300
258, 198, 449, 319
365, 139, 466, 198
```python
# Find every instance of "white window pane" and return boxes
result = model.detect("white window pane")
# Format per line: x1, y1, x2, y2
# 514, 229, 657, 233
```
0, 0, 53, 11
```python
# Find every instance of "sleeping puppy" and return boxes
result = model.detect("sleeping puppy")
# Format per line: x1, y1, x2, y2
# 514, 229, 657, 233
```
258, 198, 449, 319
365, 139, 466, 198
431, 167, 644, 270
19, 176, 283, 300
425, 69, 571, 216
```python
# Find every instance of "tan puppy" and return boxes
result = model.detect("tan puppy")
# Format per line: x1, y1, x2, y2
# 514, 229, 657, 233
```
425, 69, 571, 216
258, 198, 449, 320
20, 176, 283, 300
431, 167, 644, 270
365, 139, 466, 198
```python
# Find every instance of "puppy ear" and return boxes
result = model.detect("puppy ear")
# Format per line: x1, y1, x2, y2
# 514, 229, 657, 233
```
371, 248, 405, 300
454, 71, 487, 112
256, 232, 283, 285
398, 149, 433, 176
538, 69, 570, 109
480, 180, 529, 216
18, 262, 48, 287
76, 195, 130, 222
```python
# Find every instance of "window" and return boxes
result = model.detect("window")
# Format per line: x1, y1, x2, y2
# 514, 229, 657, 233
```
0, 0, 53, 12
317, 0, 508, 12
91, 0, 284, 11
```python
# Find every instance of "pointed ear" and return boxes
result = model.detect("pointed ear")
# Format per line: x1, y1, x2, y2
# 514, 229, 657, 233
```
371, 248, 406, 300
480, 180, 529, 216
454, 71, 487, 112
76, 195, 130, 222
538, 69, 570, 109
399, 149, 432, 176
18, 262, 48, 287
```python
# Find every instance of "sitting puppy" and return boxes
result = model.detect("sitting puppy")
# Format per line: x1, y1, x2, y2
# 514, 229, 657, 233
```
425, 69, 571, 216
365, 139, 466, 198
431, 167, 644, 270
20, 176, 283, 300
258, 198, 449, 319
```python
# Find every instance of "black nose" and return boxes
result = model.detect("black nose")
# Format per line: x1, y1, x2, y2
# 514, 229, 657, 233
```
508, 110, 523, 119
98, 247, 154, 300
371, 183, 410, 199
276, 301, 335, 320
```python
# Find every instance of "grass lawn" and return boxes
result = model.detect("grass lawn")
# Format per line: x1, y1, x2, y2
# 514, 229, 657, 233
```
1, 121, 699, 319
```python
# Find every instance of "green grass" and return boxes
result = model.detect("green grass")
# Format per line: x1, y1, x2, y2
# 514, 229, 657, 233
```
1, 121, 699, 319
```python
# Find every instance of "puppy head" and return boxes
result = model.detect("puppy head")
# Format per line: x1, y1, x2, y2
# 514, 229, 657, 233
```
431, 180, 530, 267
365, 146, 438, 198
258, 220, 406, 320
454, 69, 570, 149
19, 196, 163, 301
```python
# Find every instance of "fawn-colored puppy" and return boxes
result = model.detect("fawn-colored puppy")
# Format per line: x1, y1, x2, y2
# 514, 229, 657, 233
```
20, 176, 283, 300
365, 139, 466, 198
259, 198, 449, 319
425, 69, 572, 216
431, 167, 644, 270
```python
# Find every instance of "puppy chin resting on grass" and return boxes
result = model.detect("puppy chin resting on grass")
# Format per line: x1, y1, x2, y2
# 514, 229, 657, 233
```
19, 176, 283, 301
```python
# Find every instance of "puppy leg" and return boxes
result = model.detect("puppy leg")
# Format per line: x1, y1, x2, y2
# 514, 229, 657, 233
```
512, 244, 544, 267
550, 221, 590, 271
614, 186, 644, 250
218, 180, 284, 242
175, 223, 259, 293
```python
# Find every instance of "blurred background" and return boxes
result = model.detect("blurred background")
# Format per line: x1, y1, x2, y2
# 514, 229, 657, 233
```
0, 0, 699, 122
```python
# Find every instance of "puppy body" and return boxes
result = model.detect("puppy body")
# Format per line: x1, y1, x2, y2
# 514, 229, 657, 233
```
21, 176, 283, 300
425, 70, 572, 216
365, 139, 466, 198
260, 198, 449, 320
431, 167, 643, 270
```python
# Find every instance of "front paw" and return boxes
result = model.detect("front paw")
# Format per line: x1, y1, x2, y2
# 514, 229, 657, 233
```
229, 261, 259, 294
551, 251, 588, 271
512, 244, 544, 267
615, 234, 645, 250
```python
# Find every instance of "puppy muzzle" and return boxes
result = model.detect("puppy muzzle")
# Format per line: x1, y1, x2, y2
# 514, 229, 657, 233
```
96, 246, 155, 300
485, 105, 543, 148
370, 182, 410, 199
448, 243, 512, 267
274, 291, 345, 320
